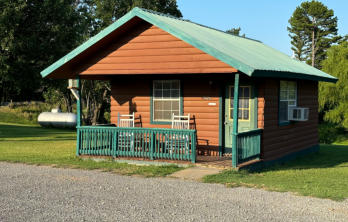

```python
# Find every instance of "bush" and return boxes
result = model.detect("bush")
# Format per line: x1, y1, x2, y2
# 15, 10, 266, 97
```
319, 123, 344, 144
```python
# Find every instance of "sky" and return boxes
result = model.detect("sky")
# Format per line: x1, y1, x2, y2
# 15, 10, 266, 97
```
177, 0, 348, 56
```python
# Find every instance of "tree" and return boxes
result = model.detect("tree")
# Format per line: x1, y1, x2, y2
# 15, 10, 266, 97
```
0, 0, 90, 102
226, 27, 245, 37
288, 0, 340, 68
92, 0, 182, 30
319, 41, 348, 128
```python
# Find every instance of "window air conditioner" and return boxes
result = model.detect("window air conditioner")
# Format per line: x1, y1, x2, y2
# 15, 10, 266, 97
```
288, 107, 309, 121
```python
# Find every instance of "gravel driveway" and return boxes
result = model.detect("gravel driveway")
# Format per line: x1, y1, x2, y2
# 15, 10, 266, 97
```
0, 162, 347, 222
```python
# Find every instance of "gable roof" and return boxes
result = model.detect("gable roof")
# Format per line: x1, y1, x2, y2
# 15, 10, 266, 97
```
41, 7, 337, 83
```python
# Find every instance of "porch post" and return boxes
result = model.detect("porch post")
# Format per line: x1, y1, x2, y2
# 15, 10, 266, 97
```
232, 73, 239, 167
76, 76, 82, 127
76, 76, 81, 156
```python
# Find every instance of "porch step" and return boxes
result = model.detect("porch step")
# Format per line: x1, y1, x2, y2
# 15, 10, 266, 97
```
168, 166, 222, 181
237, 158, 263, 170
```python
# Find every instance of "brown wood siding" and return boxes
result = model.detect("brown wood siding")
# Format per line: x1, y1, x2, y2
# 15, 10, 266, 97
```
259, 79, 318, 161
77, 21, 237, 76
110, 77, 221, 156
183, 79, 220, 156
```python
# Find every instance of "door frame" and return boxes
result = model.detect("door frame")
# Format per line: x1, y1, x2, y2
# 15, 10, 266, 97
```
221, 80, 258, 155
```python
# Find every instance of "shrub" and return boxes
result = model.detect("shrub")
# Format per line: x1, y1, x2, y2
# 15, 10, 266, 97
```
319, 123, 344, 144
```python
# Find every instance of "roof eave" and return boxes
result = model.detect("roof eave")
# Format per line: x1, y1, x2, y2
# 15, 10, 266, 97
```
251, 70, 338, 83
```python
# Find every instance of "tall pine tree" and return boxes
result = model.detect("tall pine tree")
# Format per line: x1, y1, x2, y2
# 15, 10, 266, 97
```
288, 0, 340, 68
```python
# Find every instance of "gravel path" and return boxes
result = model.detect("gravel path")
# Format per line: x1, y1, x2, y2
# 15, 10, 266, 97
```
0, 162, 347, 222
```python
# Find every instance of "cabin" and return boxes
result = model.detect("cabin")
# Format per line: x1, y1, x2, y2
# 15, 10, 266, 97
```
41, 8, 337, 168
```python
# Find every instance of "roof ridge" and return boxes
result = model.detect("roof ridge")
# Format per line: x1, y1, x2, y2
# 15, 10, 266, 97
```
136, 7, 186, 21
136, 7, 261, 43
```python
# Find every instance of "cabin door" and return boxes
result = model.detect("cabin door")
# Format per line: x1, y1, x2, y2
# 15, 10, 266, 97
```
224, 84, 257, 153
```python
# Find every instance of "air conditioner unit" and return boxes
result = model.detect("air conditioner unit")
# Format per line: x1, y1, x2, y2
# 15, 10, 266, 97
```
288, 107, 309, 121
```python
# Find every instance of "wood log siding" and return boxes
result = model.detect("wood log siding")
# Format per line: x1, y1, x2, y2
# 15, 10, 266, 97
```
77, 21, 237, 76
259, 79, 318, 161
110, 77, 221, 156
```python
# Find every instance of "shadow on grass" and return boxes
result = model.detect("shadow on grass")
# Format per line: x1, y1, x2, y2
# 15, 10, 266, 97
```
0, 124, 75, 139
253, 144, 348, 173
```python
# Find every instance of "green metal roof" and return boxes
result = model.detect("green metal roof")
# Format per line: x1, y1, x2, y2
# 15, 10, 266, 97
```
41, 7, 337, 83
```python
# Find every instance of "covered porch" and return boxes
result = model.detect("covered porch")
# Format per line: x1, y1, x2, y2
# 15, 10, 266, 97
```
73, 73, 262, 167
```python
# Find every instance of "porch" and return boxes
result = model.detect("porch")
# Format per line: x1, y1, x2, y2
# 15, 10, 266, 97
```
76, 125, 262, 165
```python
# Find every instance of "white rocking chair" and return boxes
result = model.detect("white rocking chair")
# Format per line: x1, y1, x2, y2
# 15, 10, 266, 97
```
117, 112, 135, 128
172, 113, 190, 130
117, 112, 135, 151
168, 113, 190, 154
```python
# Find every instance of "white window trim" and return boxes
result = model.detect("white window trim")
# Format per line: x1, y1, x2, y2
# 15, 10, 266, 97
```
279, 80, 297, 123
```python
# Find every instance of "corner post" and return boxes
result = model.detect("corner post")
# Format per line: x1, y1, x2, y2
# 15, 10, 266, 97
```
76, 76, 82, 156
232, 73, 240, 167
76, 76, 82, 127
191, 131, 196, 163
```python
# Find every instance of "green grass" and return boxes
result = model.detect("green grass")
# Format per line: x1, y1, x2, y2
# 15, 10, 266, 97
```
204, 144, 348, 200
0, 122, 182, 177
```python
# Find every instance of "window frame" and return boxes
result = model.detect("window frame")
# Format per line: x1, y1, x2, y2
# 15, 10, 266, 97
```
150, 80, 182, 125
279, 80, 298, 126
229, 85, 251, 121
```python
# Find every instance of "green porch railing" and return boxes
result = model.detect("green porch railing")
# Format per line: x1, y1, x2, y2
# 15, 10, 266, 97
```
237, 129, 262, 163
77, 126, 197, 163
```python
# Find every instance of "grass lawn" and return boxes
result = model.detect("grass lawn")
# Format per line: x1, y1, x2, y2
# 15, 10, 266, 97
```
0, 122, 182, 177
1, 120, 347, 201
204, 144, 348, 201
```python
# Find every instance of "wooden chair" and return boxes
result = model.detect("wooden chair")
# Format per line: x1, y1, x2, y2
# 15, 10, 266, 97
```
172, 113, 190, 130
168, 113, 191, 154
117, 112, 135, 127
117, 112, 135, 151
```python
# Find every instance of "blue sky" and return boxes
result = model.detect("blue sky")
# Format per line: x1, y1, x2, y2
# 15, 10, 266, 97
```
177, 0, 348, 56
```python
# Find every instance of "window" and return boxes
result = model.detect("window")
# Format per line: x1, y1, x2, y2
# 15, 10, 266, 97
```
152, 80, 180, 122
279, 80, 297, 124
229, 86, 251, 120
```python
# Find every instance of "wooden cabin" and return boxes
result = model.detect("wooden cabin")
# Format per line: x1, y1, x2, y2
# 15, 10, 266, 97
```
41, 8, 337, 167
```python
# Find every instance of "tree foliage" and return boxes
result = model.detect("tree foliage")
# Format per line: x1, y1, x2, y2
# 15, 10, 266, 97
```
0, 0, 182, 124
288, 0, 340, 68
0, 0, 90, 102
319, 41, 348, 128
226, 27, 245, 37
92, 0, 182, 30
